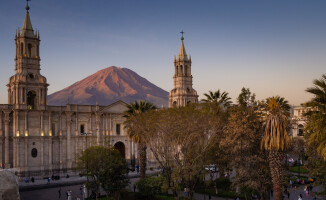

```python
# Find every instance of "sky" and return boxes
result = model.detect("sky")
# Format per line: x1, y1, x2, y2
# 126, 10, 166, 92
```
1, 0, 326, 105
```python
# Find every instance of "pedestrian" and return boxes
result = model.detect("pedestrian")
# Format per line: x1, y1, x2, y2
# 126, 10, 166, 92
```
184, 188, 187, 197
133, 184, 136, 193
47, 177, 50, 184
287, 191, 290, 199
31, 177, 34, 183
271, 189, 273, 197
209, 193, 211, 200
298, 194, 303, 200
80, 186, 83, 194
58, 188, 61, 199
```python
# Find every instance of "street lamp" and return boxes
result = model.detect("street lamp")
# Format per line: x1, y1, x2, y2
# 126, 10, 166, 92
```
298, 149, 304, 181
80, 132, 93, 199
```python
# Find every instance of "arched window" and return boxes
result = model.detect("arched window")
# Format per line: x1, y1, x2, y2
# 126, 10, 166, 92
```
180, 65, 183, 75
176, 66, 178, 75
116, 124, 121, 135
114, 142, 125, 158
298, 124, 304, 136
173, 101, 177, 108
31, 148, 38, 158
20, 43, 23, 56
80, 124, 85, 134
185, 65, 188, 76
27, 91, 37, 109
27, 43, 32, 57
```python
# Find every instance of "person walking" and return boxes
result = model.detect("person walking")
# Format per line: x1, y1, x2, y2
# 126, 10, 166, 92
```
58, 188, 61, 199
298, 194, 303, 200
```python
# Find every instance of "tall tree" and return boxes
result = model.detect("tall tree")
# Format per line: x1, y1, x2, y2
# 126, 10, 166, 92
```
138, 105, 215, 200
222, 88, 271, 200
201, 90, 232, 177
305, 74, 326, 160
304, 74, 326, 190
123, 101, 157, 178
76, 146, 129, 199
260, 96, 290, 200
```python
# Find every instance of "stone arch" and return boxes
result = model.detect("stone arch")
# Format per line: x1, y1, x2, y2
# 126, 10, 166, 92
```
114, 141, 125, 158
173, 101, 177, 108
27, 90, 37, 109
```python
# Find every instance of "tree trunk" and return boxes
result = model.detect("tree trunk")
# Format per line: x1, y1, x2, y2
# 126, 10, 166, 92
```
139, 141, 147, 179
269, 151, 284, 200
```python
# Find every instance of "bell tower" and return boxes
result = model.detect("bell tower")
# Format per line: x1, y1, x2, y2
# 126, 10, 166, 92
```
7, 3, 49, 110
169, 32, 198, 107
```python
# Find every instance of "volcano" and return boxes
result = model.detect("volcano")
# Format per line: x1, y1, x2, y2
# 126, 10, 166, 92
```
47, 66, 169, 106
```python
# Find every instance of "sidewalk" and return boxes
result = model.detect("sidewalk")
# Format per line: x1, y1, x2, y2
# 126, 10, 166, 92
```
19, 170, 159, 191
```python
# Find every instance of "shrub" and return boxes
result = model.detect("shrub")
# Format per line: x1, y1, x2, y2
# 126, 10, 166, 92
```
136, 176, 164, 199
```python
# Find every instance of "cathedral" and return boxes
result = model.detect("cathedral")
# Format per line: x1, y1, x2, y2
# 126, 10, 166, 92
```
0, 4, 198, 177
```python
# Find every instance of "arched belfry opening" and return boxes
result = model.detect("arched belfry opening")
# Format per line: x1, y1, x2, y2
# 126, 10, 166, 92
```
27, 91, 36, 109
27, 43, 32, 57
114, 142, 125, 158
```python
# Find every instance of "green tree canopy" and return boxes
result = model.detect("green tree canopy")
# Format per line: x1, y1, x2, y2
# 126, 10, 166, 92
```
76, 145, 129, 199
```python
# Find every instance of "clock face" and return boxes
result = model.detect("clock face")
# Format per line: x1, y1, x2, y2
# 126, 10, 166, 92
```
29, 73, 34, 79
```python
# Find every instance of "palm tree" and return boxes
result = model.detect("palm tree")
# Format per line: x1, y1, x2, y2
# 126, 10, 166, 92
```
306, 74, 326, 110
305, 74, 326, 160
123, 101, 157, 178
201, 90, 232, 107
261, 96, 290, 200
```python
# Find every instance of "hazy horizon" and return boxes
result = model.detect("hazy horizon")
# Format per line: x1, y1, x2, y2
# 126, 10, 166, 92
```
1, 0, 326, 105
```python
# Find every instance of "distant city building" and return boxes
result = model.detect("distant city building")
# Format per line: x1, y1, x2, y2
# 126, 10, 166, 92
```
169, 32, 198, 107
290, 106, 307, 137
0, 5, 138, 176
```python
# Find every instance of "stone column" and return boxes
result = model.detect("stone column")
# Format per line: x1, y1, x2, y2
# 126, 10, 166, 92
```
75, 112, 78, 136
96, 113, 100, 145
24, 137, 28, 172
24, 111, 28, 136
66, 112, 72, 169
15, 87, 18, 104
40, 112, 44, 170
4, 111, 11, 168
40, 112, 44, 136
40, 137, 44, 170
109, 114, 112, 145
59, 112, 62, 136
48, 112, 52, 171
12, 111, 17, 168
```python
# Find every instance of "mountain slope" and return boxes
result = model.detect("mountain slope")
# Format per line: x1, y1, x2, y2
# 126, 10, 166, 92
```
47, 66, 168, 106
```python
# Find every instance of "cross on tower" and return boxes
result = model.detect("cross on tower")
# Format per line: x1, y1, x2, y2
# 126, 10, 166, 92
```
180, 30, 184, 41
26, 0, 31, 10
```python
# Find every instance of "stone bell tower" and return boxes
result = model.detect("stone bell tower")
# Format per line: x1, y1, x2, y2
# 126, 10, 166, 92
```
7, 4, 49, 110
169, 32, 198, 107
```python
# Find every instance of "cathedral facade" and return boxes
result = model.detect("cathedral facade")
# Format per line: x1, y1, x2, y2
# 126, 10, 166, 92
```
0, 6, 138, 176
